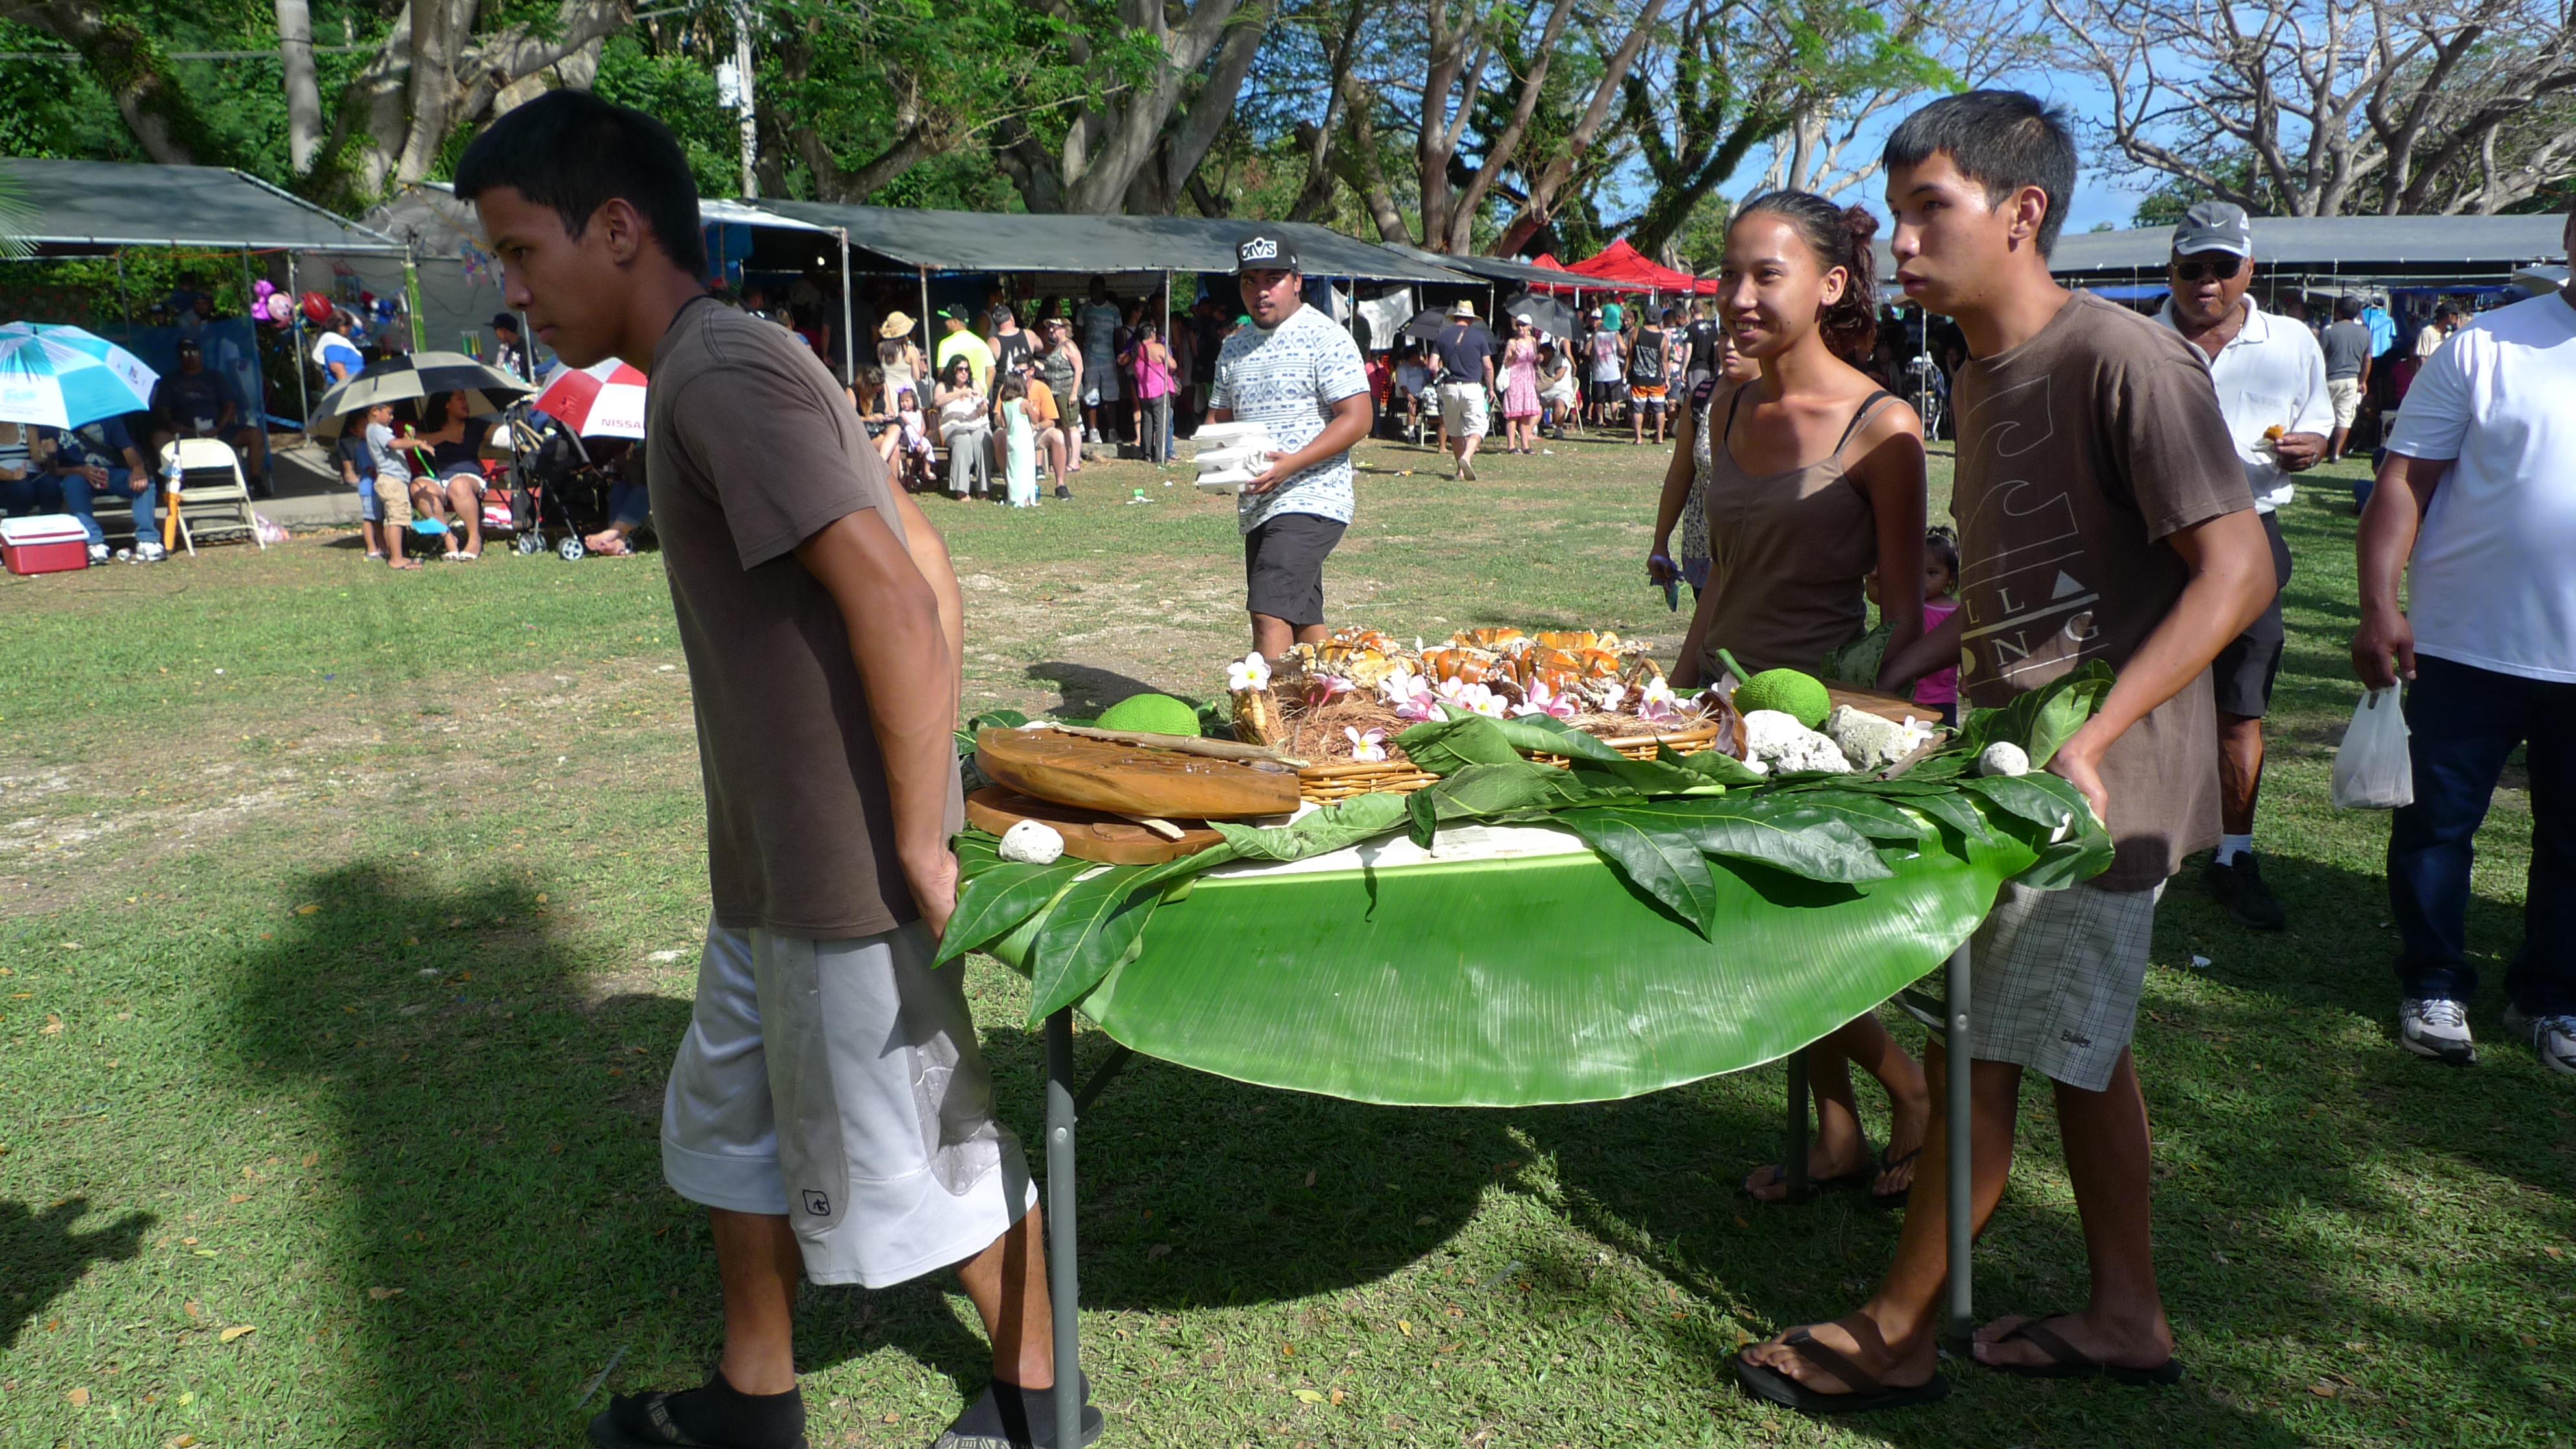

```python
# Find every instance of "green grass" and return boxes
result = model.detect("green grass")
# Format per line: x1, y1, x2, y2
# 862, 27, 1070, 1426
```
3, 435, 2570, 1448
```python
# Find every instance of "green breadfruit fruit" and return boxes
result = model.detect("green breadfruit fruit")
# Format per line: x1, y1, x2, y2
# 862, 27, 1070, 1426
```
1733, 668, 1831, 730
1095, 693, 1204, 737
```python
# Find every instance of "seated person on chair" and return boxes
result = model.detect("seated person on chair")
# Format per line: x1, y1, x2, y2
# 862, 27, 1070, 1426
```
36, 414, 157, 563
400, 390, 494, 561
0, 421, 66, 517
582, 440, 650, 556
150, 338, 254, 469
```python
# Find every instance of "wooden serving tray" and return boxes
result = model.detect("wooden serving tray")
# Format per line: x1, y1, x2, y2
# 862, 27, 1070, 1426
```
1824, 682, 1940, 726
974, 726, 1304, 820
965, 788, 1227, 864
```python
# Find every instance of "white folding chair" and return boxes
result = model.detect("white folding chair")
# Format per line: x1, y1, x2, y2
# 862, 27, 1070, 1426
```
159, 438, 264, 554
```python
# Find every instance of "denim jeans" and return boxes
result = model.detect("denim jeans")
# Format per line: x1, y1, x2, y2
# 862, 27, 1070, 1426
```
54, 468, 154, 545
2389, 654, 2576, 1013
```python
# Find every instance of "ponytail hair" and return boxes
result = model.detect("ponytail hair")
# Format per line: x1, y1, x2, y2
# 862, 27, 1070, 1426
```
1735, 190, 1880, 364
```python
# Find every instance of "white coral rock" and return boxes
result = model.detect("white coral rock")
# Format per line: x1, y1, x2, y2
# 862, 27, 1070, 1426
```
998, 819, 1067, 863
1825, 706, 1931, 773
1978, 742, 2032, 778
1743, 709, 1854, 774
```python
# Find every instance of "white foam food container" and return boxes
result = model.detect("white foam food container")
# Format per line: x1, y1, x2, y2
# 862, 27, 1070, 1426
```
1192, 421, 1273, 447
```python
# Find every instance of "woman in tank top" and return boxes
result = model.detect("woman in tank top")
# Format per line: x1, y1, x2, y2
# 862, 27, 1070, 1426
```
1653, 191, 1938, 1206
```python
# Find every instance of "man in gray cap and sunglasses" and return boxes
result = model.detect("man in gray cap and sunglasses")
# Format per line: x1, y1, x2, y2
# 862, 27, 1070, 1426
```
1206, 230, 1373, 658
2154, 199, 2331, 933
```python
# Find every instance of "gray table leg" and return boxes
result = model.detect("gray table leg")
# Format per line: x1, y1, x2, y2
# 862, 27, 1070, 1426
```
1943, 942, 1973, 1355
1783, 1047, 1810, 1204
1045, 1008, 1082, 1446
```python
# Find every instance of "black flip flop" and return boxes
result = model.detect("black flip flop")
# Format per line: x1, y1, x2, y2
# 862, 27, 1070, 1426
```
1976, 1315, 2186, 1385
1735, 1324, 1950, 1416
1869, 1144, 1924, 1207
1740, 1154, 1874, 1202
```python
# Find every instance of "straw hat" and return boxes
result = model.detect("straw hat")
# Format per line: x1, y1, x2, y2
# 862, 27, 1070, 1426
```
1448, 299, 1479, 319
878, 311, 915, 338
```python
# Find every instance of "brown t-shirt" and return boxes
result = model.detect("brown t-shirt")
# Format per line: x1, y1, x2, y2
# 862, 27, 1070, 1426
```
1950, 291, 2254, 891
649, 297, 963, 938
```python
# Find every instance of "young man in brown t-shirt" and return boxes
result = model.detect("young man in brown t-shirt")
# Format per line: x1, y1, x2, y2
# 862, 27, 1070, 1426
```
458, 92, 1096, 1449
1737, 90, 2276, 1415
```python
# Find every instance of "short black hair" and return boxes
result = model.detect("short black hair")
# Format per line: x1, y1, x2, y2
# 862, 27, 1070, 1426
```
1883, 90, 2077, 257
454, 90, 708, 278
2336, 295, 2364, 319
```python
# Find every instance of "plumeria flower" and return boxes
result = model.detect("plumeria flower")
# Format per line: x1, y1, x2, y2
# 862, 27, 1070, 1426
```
1511, 677, 1578, 719
1393, 691, 1442, 723
1435, 681, 1505, 717
1636, 675, 1681, 722
1594, 678, 1628, 713
1226, 652, 1272, 692
1376, 663, 1425, 704
1345, 726, 1389, 763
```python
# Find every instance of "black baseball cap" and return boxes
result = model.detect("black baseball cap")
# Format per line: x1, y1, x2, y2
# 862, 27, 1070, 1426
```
1235, 230, 1300, 275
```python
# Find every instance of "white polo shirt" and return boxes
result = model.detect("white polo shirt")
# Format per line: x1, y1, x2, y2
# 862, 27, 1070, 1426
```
2384, 290, 2576, 684
2155, 293, 2333, 514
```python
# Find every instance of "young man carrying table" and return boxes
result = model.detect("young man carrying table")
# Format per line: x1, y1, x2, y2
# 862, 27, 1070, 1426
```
1735, 90, 2276, 1415
457, 90, 1096, 1449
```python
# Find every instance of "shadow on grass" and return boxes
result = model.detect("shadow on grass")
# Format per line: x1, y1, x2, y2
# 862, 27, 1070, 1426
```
214, 864, 1002, 1444
0, 1197, 155, 1350
1022, 661, 1183, 715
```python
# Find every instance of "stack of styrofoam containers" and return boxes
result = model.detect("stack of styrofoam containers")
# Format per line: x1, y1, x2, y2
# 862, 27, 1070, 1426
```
1193, 419, 1278, 493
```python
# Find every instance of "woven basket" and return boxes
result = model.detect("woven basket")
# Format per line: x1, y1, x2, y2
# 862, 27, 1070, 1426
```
1291, 716, 1733, 804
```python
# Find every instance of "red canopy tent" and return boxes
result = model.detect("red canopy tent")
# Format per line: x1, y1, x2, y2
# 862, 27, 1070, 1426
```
1526, 251, 1649, 296
1564, 238, 1719, 295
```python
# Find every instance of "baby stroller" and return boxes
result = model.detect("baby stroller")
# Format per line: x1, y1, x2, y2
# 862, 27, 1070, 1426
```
504, 406, 632, 560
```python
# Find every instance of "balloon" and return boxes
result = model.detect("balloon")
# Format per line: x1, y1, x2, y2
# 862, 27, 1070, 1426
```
265, 293, 293, 323
299, 290, 332, 324
252, 279, 275, 301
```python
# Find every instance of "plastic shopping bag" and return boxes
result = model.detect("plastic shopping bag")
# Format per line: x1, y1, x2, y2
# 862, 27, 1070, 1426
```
2331, 687, 2414, 810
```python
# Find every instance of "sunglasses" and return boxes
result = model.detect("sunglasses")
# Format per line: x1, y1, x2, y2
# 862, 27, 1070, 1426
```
2170, 254, 2247, 283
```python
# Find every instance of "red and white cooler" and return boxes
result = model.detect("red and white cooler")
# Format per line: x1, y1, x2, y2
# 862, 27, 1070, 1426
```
1, 514, 88, 575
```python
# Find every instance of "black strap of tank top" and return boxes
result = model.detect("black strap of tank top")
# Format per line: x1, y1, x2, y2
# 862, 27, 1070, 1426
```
1829, 388, 1895, 454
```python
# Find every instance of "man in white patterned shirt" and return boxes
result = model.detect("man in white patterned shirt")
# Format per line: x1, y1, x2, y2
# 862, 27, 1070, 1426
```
1208, 230, 1374, 657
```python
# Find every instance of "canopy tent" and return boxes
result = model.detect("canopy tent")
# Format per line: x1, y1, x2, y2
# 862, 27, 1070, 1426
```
2048, 214, 2569, 287
2, 156, 406, 254
1564, 238, 1718, 296
747, 201, 1467, 285
1378, 241, 1587, 291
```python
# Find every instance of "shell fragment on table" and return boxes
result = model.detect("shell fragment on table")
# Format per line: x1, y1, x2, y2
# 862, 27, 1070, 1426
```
998, 819, 1067, 863
1826, 705, 1935, 773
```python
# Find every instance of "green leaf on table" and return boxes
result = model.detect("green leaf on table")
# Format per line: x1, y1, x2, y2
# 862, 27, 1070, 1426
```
1892, 787, 1996, 845
1658, 740, 1766, 788
1957, 773, 2092, 832
1786, 789, 1936, 842
1556, 807, 1719, 935
1212, 791, 1409, 863
1026, 865, 1158, 1020
952, 830, 1003, 876
1957, 661, 2112, 766
2012, 823, 2117, 890
935, 854, 1091, 967
1392, 713, 1525, 773
1567, 797, 1894, 885
1480, 712, 1629, 763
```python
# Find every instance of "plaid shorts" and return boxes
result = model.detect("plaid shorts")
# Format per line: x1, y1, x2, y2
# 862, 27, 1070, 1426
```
1967, 879, 2164, 1092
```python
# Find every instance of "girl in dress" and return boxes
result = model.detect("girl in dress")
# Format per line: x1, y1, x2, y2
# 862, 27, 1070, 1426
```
1661, 191, 1938, 1207
1498, 314, 1542, 454
997, 376, 1038, 506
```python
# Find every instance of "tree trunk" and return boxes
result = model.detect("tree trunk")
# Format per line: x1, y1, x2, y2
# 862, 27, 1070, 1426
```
1415, 0, 1485, 251
275, 0, 323, 173
1440, 0, 1578, 253
1, 0, 216, 164
1065, 0, 1248, 214
1129, 0, 1272, 214
1491, 0, 1668, 256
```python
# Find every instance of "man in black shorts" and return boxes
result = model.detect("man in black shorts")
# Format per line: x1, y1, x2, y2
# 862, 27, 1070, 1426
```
1206, 231, 1375, 657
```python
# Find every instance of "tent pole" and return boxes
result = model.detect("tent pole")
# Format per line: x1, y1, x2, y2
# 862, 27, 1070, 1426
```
238, 245, 267, 432
918, 264, 932, 362
288, 253, 311, 434
837, 227, 854, 386
403, 247, 425, 354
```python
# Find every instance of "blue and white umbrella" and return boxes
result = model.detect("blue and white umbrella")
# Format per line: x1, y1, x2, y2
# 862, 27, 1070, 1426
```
0, 321, 160, 428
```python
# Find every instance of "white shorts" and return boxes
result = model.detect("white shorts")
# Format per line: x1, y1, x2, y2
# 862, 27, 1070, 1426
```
1967, 880, 2164, 1092
661, 919, 1035, 1288
2326, 376, 2361, 427
1084, 353, 1120, 403
1438, 380, 1489, 438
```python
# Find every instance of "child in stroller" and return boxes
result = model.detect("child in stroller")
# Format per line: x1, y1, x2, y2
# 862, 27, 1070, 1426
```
504, 407, 646, 560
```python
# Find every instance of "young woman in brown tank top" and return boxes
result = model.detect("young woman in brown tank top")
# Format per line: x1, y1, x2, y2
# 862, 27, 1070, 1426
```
1651, 191, 1940, 1206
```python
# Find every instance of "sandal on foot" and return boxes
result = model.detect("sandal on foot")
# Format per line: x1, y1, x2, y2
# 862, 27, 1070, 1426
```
931, 1374, 1101, 1448
1870, 1144, 1924, 1207
588, 1372, 808, 1448
1735, 1320, 1949, 1416
1977, 1315, 2185, 1385
1741, 1156, 1873, 1202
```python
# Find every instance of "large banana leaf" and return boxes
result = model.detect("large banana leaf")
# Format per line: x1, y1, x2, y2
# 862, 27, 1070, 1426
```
956, 667, 2116, 1107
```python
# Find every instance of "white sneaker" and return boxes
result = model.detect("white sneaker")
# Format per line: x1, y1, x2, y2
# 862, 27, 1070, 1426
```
135, 541, 167, 563
113, 547, 132, 562
2399, 997, 2476, 1065
87, 543, 110, 563
2501, 1008, 2576, 1076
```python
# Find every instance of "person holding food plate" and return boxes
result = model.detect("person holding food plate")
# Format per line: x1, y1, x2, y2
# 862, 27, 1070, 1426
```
1207, 230, 1376, 659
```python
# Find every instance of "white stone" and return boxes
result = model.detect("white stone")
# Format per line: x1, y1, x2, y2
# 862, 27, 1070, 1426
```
1978, 742, 2031, 778
998, 819, 1067, 863
1743, 709, 1853, 774
1825, 705, 1929, 773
